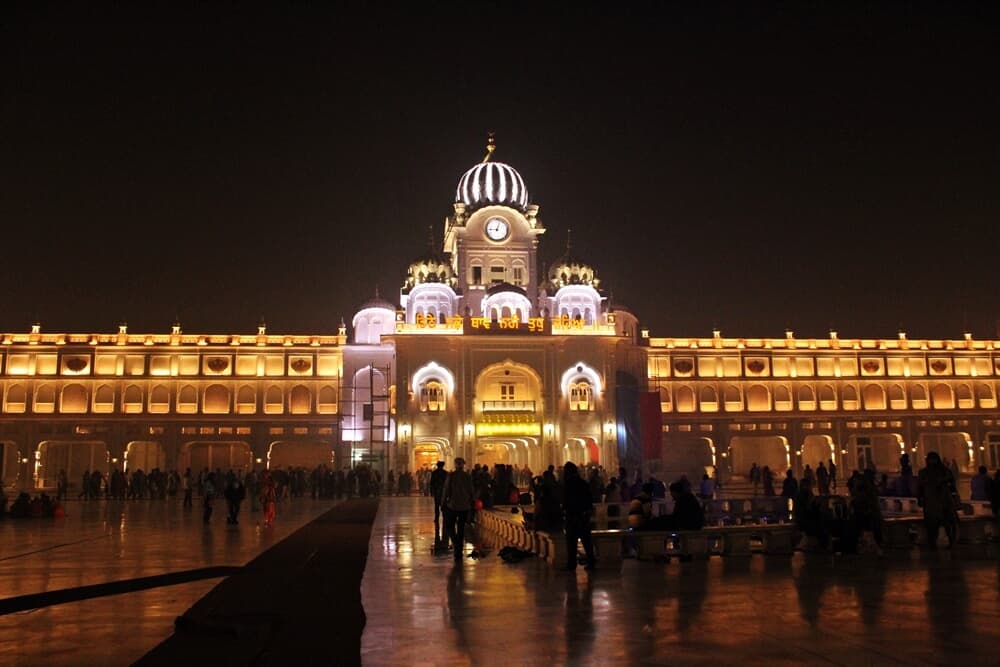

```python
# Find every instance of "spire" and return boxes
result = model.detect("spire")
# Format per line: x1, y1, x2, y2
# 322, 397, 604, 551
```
427, 225, 435, 254
565, 228, 573, 256
482, 131, 496, 163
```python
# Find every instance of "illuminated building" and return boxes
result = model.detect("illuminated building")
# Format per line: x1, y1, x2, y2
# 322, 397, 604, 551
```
647, 330, 1000, 479
1, 139, 998, 491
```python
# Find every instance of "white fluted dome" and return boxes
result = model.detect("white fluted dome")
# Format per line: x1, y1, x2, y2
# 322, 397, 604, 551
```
455, 162, 529, 212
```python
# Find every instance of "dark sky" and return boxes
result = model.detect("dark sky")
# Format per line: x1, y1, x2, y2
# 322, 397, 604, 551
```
2, 2, 998, 339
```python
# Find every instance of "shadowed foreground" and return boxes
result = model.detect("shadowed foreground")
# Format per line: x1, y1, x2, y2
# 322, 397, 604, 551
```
135, 499, 377, 667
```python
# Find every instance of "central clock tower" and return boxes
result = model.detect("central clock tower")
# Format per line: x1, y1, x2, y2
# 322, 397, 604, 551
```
443, 152, 545, 318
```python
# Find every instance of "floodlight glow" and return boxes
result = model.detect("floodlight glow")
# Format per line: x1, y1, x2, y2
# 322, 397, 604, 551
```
560, 362, 602, 397
411, 361, 455, 397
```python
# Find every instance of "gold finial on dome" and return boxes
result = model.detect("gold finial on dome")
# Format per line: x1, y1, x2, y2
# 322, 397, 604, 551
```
483, 132, 496, 163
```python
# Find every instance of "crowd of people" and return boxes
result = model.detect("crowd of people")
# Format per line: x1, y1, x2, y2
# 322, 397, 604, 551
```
0, 462, 385, 523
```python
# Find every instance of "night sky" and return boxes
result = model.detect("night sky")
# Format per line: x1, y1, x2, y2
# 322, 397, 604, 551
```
2, 3, 998, 340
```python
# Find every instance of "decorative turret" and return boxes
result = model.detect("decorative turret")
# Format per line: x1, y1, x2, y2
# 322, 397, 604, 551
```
544, 229, 603, 295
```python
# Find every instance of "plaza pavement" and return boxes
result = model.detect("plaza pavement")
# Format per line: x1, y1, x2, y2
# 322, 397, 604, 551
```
2, 494, 1000, 666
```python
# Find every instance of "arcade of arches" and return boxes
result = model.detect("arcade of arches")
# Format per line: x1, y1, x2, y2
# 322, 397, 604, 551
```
660, 426, 998, 482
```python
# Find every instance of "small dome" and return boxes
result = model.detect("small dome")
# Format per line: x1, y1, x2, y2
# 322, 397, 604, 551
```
455, 161, 529, 212
359, 294, 398, 312
403, 256, 457, 294
486, 282, 528, 298
546, 258, 601, 294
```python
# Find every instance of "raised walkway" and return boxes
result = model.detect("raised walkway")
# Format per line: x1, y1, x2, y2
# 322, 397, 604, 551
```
2, 496, 1000, 666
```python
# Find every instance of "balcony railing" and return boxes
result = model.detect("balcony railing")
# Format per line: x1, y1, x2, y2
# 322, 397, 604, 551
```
481, 400, 536, 413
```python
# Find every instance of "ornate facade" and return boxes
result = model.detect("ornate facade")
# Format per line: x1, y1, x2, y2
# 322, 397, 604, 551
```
648, 331, 1000, 480
2, 142, 998, 492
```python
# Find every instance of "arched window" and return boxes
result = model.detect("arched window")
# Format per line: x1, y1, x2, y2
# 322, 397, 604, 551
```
888, 384, 906, 410
123, 385, 143, 414
911, 384, 929, 409
675, 385, 695, 413
5, 384, 27, 413
956, 383, 973, 409
797, 385, 816, 410
570, 381, 593, 411
698, 385, 719, 412
842, 385, 859, 410
60, 384, 88, 413
289, 385, 312, 414
150, 385, 170, 413
862, 384, 886, 410
265, 386, 284, 414
747, 384, 770, 412
318, 385, 337, 414
94, 385, 114, 413
724, 385, 743, 412
177, 385, 198, 413
975, 383, 996, 409
204, 384, 231, 414
818, 384, 836, 410
35, 383, 56, 413
931, 384, 954, 409
773, 385, 792, 411
237, 386, 256, 414
419, 380, 446, 412
658, 385, 672, 412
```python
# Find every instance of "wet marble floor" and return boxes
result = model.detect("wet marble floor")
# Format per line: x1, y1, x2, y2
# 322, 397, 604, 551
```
361, 498, 1000, 667
0, 497, 338, 666
3, 496, 1000, 666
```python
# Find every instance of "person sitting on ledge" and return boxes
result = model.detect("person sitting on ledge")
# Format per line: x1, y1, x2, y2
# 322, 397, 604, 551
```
646, 482, 705, 531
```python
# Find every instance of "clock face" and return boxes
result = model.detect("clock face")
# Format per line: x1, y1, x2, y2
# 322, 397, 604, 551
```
485, 217, 510, 241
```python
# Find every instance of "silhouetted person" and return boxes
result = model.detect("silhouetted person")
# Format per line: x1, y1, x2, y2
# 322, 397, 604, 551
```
442, 458, 475, 562
561, 462, 595, 571
970, 465, 990, 501
429, 461, 448, 544
781, 469, 798, 499
224, 475, 246, 525
202, 472, 217, 524
917, 451, 958, 549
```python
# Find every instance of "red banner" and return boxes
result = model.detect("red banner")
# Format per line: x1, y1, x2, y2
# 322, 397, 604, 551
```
639, 392, 663, 461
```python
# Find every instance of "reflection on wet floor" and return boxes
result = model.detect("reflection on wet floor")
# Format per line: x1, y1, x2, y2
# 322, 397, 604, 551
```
3, 495, 1000, 666
0, 497, 337, 666
361, 497, 1000, 667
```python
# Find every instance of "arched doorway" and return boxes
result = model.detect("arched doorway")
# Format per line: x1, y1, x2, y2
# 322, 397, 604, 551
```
729, 436, 789, 478
1, 441, 20, 490
181, 441, 253, 474
267, 441, 334, 470
35, 440, 109, 489
124, 441, 166, 473
413, 442, 442, 473
918, 432, 972, 472
801, 435, 836, 470
848, 433, 903, 472
474, 440, 511, 469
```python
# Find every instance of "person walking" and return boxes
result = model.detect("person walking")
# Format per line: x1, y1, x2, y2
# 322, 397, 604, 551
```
182, 468, 193, 509
749, 463, 760, 496
57, 469, 68, 503
917, 451, 959, 549
429, 461, 449, 545
225, 474, 246, 525
816, 462, 830, 495
202, 472, 217, 524
781, 469, 798, 499
441, 457, 475, 562
260, 470, 277, 528
762, 466, 775, 496
561, 461, 596, 571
